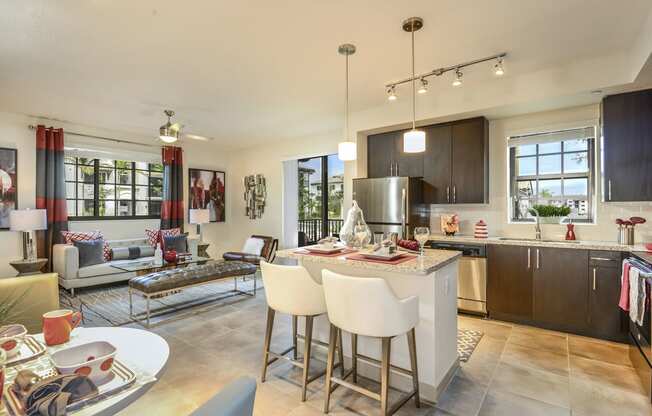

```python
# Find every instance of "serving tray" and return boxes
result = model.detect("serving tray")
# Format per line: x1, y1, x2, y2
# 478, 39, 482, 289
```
5, 336, 46, 367
304, 245, 345, 254
3, 357, 136, 415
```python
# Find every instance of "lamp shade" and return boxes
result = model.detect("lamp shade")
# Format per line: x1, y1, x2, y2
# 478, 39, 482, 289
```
403, 129, 426, 153
189, 209, 210, 225
10, 209, 47, 231
338, 141, 356, 161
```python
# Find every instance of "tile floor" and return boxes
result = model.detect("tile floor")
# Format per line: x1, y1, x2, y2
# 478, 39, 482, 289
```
117, 281, 652, 416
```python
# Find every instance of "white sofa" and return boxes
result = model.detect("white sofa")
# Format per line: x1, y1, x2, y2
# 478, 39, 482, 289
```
54, 236, 199, 295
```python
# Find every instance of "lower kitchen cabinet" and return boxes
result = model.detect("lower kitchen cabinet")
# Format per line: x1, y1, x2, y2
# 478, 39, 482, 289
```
533, 247, 588, 332
588, 251, 627, 341
487, 244, 533, 320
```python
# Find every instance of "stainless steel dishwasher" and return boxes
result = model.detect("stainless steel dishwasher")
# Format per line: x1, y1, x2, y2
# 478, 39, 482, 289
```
429, 241, 487, 315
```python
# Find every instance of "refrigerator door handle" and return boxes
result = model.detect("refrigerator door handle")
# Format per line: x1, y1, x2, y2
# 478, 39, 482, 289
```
401, 188, 407, 239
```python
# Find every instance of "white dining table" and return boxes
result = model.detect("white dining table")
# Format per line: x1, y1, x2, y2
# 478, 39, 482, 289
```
19, 327, 169, 416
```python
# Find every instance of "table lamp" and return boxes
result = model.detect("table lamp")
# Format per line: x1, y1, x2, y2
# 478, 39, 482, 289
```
10, 208, 47, 261
189, 208, 209, 243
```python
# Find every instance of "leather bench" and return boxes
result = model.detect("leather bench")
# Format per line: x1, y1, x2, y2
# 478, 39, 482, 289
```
129, 260, 257, 326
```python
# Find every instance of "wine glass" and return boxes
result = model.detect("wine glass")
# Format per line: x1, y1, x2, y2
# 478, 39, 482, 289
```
354, 224, 369, 248
413, 227, 430, 257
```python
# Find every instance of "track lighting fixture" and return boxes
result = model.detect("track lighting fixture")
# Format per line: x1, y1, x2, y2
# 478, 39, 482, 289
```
494, 58, 504, 76
452, 69, 463, 87
417, 78, 428, 94
387, 86, 398, 101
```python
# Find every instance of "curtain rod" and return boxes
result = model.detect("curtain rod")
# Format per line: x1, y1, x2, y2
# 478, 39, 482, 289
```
28, 124, 161, 149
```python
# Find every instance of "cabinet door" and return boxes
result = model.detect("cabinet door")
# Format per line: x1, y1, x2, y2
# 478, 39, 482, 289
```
423, 125, 452, 204
450, 118, 488, 203
589, 265, 626, 341
367, 132, 396, 178
487, 244, 533, 319
603, 89, 652, 201
533, 247, 589, 331
394, 130, 424, 178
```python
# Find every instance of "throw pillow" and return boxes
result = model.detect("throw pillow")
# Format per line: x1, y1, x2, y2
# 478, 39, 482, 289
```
145, 229, 160, 247
73, 239, 105, 268
163, 233, 188, 253
61, 230, 111, 262
111, 245, 156, 260
160, 228, 181, 241
242, 237, 265, 256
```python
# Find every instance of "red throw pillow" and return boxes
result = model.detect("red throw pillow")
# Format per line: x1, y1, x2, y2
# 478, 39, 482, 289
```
145, 229, 160, 247
61, 230, 111, 262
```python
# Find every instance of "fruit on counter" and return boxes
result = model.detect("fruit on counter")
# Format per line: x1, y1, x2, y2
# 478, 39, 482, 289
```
398, 239, 420, 251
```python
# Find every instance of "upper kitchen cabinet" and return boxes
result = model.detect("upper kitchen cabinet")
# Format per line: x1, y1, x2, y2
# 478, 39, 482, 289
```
423, 124, 452, 203
602, 89, 652, 202
450, 117, 489, 204
394, 131, 424, 178
367, 131, 398, 178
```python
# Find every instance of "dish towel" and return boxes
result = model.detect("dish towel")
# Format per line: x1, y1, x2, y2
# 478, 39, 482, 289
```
619, 260, 631, 311
628, 267, 647, 325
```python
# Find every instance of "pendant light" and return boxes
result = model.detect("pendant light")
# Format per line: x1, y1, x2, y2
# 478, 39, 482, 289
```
337, 44, 357, 161
402, 17, 426, 153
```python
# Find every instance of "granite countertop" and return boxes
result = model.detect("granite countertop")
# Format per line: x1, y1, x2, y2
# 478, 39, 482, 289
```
275, 247, 461, 275
427, 234, 647, 252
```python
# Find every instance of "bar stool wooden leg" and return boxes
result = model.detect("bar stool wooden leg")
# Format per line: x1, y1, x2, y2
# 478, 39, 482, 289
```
323, 324, 338, 414
407, 328, 420, 408
380, 337, 391, 416
301, 315, 314, 401
292, 315, 298, 360
351, 333, 358, 383
260, 307, 275, 382
337, 329, 345, 378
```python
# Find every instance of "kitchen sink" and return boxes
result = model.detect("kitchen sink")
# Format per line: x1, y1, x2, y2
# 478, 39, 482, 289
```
498, 237, 581, 244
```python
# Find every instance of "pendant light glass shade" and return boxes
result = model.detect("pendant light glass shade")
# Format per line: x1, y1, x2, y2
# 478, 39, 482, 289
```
403, 129, 426, 153
338, 141, 357, 161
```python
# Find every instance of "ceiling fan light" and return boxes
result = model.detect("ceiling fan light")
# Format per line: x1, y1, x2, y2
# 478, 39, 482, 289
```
403, 129, 425, 153
338, 141, 356, 161
159, 125, 178, 143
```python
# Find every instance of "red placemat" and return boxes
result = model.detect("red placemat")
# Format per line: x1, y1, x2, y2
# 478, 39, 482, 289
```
345, 253, 417, 265
293, 248, 357, 257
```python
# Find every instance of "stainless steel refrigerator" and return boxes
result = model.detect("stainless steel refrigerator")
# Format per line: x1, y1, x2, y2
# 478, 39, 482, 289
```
352, 177, 430, 239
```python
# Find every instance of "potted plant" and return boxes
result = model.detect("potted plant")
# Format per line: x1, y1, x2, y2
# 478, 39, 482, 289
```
528, 205, 571, 224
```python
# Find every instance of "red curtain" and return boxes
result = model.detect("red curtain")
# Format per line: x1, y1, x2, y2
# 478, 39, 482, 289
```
35, 125, 68, 268
161, 146, 184, 230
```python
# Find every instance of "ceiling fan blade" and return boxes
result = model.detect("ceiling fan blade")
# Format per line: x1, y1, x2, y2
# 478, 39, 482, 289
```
184, 133, 214, 142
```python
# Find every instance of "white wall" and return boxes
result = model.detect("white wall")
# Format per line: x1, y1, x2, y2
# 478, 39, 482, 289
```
0, 111, 232, 276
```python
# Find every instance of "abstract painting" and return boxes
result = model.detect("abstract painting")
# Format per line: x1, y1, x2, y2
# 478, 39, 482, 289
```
189, 168, 225, 222
0, 148, 17, 229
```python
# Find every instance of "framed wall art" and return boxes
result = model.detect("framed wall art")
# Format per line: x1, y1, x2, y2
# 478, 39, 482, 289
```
0, 148, 17, 229
189, 168, 225, 222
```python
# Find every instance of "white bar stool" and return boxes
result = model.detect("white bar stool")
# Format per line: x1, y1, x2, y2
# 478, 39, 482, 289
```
259, 261, 343, 401
321, 269, 420, 415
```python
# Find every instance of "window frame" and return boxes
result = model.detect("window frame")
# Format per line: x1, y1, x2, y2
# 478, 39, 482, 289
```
65, 157, 163, 221
508, 131, 596, 224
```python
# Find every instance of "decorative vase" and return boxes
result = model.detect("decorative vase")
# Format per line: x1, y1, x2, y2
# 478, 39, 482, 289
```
339, 201, 371, 248
565, 223, 576, 240
474, 220, 488, 239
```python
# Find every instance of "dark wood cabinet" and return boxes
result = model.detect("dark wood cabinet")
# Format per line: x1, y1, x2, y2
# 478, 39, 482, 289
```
588, 251, 626, 341
602, 89, 652, 202
487, 244, 533, 320
367, 117, 488, 204
450, 118, 489, 204
423, 125, 452, 204
532, 247, 588, 331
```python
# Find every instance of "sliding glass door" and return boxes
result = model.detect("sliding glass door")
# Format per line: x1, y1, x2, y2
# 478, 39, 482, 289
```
297, 154, 344, 246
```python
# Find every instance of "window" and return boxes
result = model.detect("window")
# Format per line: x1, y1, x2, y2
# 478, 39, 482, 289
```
508, 127, 595, 222
65, 156, 163, 219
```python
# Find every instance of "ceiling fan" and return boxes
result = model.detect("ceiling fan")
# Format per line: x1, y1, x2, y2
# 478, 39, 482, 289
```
158, 109, 214, 143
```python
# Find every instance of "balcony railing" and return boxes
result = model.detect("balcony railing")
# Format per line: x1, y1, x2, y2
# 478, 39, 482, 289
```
298, 218, 343, 246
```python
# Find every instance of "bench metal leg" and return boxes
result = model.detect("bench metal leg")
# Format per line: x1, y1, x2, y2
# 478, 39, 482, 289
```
146, 296, 151, 327
253, 273, 257, 295
129, 288, 133, 317
234, 277, 238, 291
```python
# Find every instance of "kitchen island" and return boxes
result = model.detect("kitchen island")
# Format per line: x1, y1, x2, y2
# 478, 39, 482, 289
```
275, 247, 461, 402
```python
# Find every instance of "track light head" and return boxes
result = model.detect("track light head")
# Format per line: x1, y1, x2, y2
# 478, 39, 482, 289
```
452, 69, 463, 87
494, 58, 505, 76
387, 86, 398, 101
417, 78, 428, 94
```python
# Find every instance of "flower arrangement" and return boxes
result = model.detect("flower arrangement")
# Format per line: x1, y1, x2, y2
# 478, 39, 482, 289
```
440, 214, 460, 236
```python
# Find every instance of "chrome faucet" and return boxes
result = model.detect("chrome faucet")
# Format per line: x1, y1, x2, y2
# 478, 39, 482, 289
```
532, 208, 542, 240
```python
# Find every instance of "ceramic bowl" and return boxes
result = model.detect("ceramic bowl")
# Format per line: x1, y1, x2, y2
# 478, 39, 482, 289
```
50, 341, 117, 383
0, 324, 27, 359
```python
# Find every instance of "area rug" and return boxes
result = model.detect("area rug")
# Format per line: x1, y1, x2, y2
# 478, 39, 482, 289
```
58, 277, 261, 328
457, 328, 483, 362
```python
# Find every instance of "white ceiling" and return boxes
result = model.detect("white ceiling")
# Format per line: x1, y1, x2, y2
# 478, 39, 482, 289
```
1, 0, 651, 149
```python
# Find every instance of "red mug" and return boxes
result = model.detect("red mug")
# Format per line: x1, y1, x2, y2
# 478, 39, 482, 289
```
43, 309, 82, 346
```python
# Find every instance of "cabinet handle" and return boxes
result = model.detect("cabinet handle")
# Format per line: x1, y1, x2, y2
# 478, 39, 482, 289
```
527, 248, 531, 269
446, 186, 450, 203
608, 179, 612, 201
390, 163, 394, 176
590, 257, 612, 262
396, 163, 399, 176
592, 268, 597, 291
453, 185, 456, 203
536, 249, 540, 269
